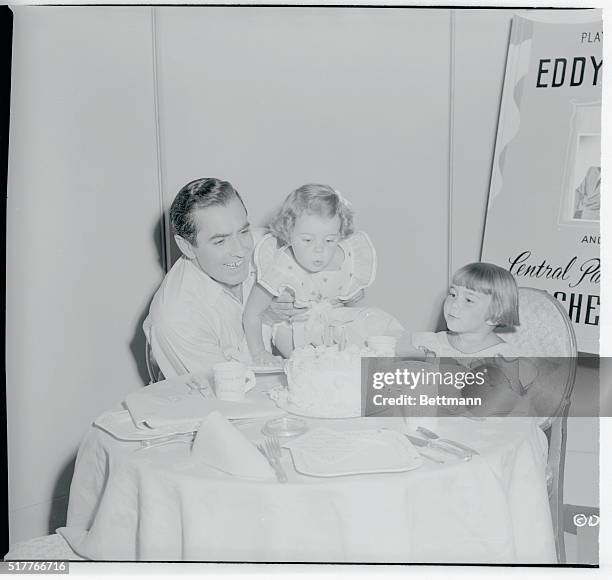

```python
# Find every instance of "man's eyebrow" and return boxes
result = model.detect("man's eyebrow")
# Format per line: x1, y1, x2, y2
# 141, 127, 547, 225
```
207, 222, 250, 242
208, 232, 230, 242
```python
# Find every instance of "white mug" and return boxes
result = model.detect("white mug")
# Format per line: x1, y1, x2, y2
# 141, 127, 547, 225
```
213, 361, 256, 402
367, 335, 397, 357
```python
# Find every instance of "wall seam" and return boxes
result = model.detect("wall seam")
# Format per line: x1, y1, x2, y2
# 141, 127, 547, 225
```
151, 6, 171, 274
447, 8, 456, 287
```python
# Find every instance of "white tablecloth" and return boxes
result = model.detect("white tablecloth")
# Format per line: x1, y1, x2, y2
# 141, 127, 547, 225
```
59, 377, 557, 563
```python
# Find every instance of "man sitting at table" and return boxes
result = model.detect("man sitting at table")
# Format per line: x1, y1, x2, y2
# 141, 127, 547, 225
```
143, 177, 299, 378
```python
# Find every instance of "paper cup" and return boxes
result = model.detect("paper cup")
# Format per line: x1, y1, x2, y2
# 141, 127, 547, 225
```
367, 335, 398, 357
213, 361, 256, 402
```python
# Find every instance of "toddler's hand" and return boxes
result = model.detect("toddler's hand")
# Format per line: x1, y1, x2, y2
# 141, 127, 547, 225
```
252, 350, 283, 366
263, 289, 308, 324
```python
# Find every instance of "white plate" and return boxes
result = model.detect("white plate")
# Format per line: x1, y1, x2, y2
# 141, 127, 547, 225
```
285, 428, 422, 477
273, 396, 361, 420
94, 410, 199, 441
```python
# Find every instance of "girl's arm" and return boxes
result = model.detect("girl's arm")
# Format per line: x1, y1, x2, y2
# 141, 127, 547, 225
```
243, 283, 280, 363
395, 331, 433, 359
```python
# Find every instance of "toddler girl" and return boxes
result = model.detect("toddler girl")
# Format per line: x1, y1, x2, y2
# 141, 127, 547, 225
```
244, 183, 403, 364
396, 262, 532, 414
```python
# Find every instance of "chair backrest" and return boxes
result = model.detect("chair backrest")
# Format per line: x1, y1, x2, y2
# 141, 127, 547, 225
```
499, 287, 577, 358
497, 287, 578, 422
498, 287, 578, 563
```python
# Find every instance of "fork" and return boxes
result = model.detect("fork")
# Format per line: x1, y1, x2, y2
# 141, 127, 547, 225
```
263, 437, 288, 483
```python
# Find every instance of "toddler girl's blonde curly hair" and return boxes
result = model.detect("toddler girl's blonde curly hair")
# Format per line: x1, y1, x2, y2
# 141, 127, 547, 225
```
269, 183, 354, 245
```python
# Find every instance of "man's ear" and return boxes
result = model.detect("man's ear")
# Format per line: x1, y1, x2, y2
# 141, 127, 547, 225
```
174, 234, 196, 260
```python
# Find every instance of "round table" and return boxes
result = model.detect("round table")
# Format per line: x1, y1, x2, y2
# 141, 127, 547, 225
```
59, 374, 557, 563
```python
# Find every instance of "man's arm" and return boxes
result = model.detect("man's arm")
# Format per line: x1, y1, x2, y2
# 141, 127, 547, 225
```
147, 320, 230, 379
243, 283, 280, 364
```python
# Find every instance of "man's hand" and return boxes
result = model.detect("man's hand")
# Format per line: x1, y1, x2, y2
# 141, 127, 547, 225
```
262, 290, 308, 324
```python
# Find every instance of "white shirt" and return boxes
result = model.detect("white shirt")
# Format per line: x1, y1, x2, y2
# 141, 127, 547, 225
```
143, 255, 256, 378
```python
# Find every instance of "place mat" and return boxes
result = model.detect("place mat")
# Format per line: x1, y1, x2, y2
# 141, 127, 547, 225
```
283, 428, 422, 477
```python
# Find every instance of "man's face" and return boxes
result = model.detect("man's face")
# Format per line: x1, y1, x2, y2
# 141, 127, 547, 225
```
180, 196, 254, 290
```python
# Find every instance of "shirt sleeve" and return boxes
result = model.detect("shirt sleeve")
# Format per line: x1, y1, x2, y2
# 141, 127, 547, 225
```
147, 317, 229, 379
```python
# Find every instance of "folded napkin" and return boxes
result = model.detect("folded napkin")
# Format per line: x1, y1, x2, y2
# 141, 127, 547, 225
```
191, 411, 274, 479
125, 379, 282, 430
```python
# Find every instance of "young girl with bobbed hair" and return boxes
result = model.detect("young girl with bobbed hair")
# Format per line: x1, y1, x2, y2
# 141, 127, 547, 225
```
397, 262, 537, 415
397, 262, 520, 360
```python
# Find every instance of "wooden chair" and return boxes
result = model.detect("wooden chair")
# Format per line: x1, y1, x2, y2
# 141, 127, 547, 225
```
497, 287, 578, 563
145, 339, 164, 385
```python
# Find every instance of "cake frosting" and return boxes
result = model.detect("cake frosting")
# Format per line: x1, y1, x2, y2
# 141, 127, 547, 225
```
279, 344, 373, 417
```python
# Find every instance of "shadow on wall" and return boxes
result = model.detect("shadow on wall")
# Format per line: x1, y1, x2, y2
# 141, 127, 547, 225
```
47, 456, 76, 534
130, 217, 170, 385
46, 220, 170, 535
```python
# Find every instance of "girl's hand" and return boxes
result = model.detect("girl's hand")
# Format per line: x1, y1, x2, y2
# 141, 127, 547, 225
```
252, 350, 283, 366
395, 332, 430, 358
492, 354, 523, 394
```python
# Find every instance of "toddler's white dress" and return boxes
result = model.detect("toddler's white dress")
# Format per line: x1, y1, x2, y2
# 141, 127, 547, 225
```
254, 231, 404, 348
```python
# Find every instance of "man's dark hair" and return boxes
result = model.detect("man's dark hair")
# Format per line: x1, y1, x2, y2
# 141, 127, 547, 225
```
170, 178, 246, 246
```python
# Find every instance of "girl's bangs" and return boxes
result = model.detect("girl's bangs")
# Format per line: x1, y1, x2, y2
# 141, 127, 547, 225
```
451, 269, 494, 295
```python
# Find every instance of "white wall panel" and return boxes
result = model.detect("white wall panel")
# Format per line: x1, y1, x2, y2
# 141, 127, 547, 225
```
155, 7, 451, 332
450, 9, 514, 271
7, 6, 162, 542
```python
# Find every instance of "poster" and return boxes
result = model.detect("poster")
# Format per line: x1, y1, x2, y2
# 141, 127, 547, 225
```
482, 12, 602, 354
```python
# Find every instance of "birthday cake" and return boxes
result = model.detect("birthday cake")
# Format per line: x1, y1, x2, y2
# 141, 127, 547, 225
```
273, 344, 373, 418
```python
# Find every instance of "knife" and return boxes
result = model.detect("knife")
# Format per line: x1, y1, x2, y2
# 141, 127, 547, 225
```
404, 434, 472, 461
416, 426, 481, 456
